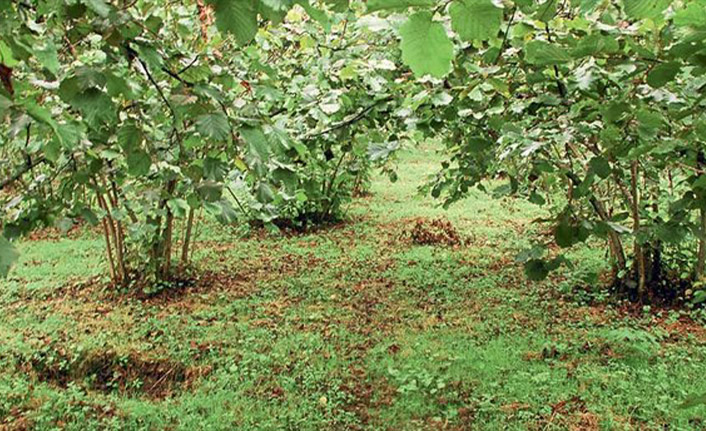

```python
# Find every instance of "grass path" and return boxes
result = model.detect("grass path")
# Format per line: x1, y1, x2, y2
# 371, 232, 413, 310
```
1, 145, 706, 430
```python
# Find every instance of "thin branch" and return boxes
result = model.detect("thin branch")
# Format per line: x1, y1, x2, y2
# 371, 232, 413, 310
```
177, 56, 200, 75
125, 44, 177, 122
495, 8, 517, 65
0, 157, 46, 191
303, 95, 393, 140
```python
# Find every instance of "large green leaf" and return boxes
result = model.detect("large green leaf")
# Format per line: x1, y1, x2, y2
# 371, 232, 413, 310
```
325, 0, 349, 12
449, 0, 503, 42
0, 236, 18, 278
297, 0, 330, 29
399, 12, 454, 78
588, 156, 612, 179
196, 112, 230, 141
117, 123, 143, 151
67, 88, 116, 127
82, 0, 111, 17
209, 0, 259, 45
636, 109, 664, 140
524, 259, 549, 281
24, 102, 60, 136
554, 218, 578, 248
35, 41, 59, 75
197, 181, 224, 202
366, 0, 433, 13
126, 148, 151, 177
260, 0, 293, 11
674, 0, 706, 28
0, 40, 18, 67
646, 62, 681, 88
240, 126, 270, 161
622, 0, 669, 20
525, 40, 571, 66
572, 33, 619, 58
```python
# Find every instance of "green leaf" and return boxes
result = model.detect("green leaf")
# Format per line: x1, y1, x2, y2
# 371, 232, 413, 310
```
196, 112, 230, 141
56, 122, 82, 150
209, 0, 259, 45
118, 123, 143, 151
59, 68, 107, 101
636, 109, 664, 140
622, 0, 669, 20
126, 149, 151, 176
260, 0, 292, 11
694, 290, 706, 304
272, 167, 298, 191
588, 156, 611, 179
297, 0, 330, 30
325, 0, 349, 12
0, 40, 18, 67
240, 126, 270, 161
525, 259, 549, 281
576, 0, 601, 13
646, 62, 681, 88
467, 136, 493, 153
399, 12, 454, 78
695, 119, 706, 141
602, 102, 630, 124
24, 102, 59, 134
106, 72, 135, 100
605, 221, 632, 234
197, 181, 223, 202
572, 33, 619, 58
167, 198, 190, 218
449, 0, 503, 42
535, 0, 558, 22
674, 1, 706, 28
0, 93, 11, 114
0, 236, 18, 278
82, 0, 111, 17
525, 40, 571, 66
204, 157, 227, 181
529, 191, 546, 206
366, 0, 433, 13
218, 201, 239, 224
35, 41, 59, 75
67, 88, 116, 127
554, 218, 577, 248
692, 175, 706, 191
207, 200, 238, 224
256, 181, 276, 203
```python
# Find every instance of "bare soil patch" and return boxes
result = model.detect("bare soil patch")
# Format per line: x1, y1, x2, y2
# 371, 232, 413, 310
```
404, 217, 467, 247
21, 349, 210, 400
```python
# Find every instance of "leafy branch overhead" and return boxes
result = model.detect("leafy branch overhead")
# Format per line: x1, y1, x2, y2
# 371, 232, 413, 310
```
0, 0, 405, 282
2, 0, 706, 312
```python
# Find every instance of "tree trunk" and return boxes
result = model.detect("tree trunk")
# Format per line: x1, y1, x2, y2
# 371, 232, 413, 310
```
591, 196, 627, 277
96, 191, 119, 284
99, 210, 117, 283
630, 161, 647, 300
566, 170, 627, 280
181, 207, 195, 268
104, 181, 128, 284
161, 205, 174, 280
697, 208, 706, 279
696, 151, 706, 279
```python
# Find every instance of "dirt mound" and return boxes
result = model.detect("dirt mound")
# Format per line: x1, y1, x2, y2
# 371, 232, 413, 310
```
406, 217, 465, 247
23, 349, 210, 399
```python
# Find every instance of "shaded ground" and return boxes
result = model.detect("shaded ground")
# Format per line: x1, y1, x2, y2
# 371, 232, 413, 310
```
1, 145, 706, 430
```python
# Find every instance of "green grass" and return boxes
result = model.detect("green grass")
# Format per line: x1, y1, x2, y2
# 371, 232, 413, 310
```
1, 144, 706, 430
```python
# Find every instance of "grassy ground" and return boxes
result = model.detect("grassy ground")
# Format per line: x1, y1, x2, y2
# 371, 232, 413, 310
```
1, 145, 706, 430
